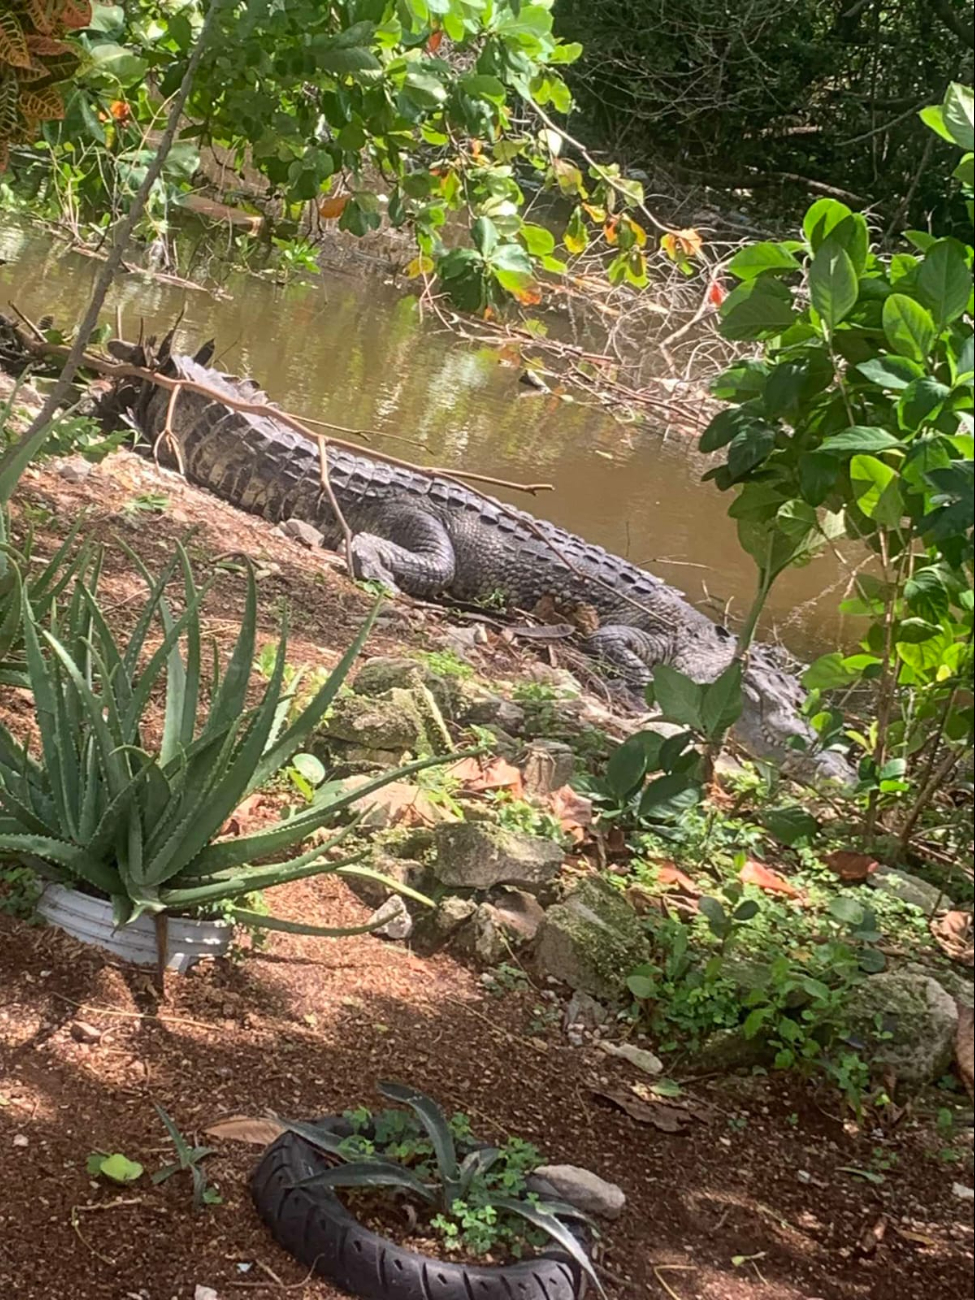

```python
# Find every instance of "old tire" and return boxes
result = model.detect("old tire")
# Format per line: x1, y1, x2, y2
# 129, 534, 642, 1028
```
251, 1125, 583, 1300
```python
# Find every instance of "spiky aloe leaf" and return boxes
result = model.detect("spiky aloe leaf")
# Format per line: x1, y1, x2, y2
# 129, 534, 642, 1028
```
289, 1159, 437, 1202
223, 907, 394, 939
334, 864, 434, 909
0, 831, 120, 893
458, 1146, 502, 1197
160, 843, 364, 908
377, 1082, 461, 1205
277, 1118, 349, 1156
492, 1197, 603, 1295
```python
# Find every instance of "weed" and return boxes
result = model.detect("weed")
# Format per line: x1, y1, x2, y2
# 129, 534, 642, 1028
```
414, 649, 474, 680
122, 491, 169, 516
152, 1104, 221, 1211
485, 789, 565, 843
0, 863, 41, 921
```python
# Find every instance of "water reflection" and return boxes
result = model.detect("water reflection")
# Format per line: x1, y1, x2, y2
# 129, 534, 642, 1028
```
0, 222, 853, 655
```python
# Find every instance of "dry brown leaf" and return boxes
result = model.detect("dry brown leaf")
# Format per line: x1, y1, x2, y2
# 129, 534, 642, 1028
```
624, 884, 662, 916
824, 850, 879, 882
739, 858, 804, 900
549, 785, 593, 842
445, 755, 523, 796
204, 1115, 285, 1146
955, 1003, 974, 1100
656, 862, 699, 894
932, 910, 974, 966
592, 1086, 708, 1133
318, 194, 349, 219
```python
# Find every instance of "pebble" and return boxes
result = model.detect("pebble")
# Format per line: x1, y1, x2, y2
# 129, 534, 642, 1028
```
951, 1182, 974, 1201
598, 1041, 663, 1076
12, 1134, 28, 1147
194, 1288, 220, 1300
70, 1021, 103, 1044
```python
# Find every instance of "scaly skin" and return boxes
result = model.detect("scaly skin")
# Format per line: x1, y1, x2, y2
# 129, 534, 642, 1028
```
127, 353, 852, 784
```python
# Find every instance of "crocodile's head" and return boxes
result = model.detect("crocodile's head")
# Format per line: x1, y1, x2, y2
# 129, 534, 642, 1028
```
736, 648, 855, 787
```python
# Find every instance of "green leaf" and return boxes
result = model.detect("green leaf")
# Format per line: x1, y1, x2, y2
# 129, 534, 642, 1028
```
828, 897, 865, 927
471, 216, 498, 257
93, 1153, 144, 1184
809, 244, 858, 330
719, 278, 795, 341
605, 733, 651, 800
897, 378, 950, 432
726, 242, 801, 281
849, 455, 903, 526
916, 239, 972, 326
855, 356, 924, 391
882, 294, 936, 361
700, 662, 742, 739
942, 83, 974, 152
761, 806, 820, 845
492, 1197, 604, 1296
651, 665, 706, 730
802, 652, 862, 690
520, 223, 555, 256
626, 972, 656, 1000
821, 426, 902, 455
637, 771, 702, 821
802, 198, 852, 251
86, 41, 148, 83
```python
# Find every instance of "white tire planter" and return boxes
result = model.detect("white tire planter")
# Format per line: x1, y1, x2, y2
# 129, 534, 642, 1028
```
36, 883, 232, 972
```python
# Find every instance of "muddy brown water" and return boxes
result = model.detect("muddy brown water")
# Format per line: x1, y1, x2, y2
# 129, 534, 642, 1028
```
0, 222, 856, 657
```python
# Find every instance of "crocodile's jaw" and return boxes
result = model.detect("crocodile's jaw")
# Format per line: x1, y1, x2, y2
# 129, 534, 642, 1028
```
737, 660, 856, 789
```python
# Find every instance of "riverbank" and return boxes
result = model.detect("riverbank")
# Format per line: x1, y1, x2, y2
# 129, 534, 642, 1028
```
1, 418, 972, 1299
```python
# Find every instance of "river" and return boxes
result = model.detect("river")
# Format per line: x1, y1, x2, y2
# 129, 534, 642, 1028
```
0, 222, 854, 658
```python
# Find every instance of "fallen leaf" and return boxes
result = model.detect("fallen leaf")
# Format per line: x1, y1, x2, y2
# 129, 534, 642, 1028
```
624, 884, 662, 916
931, 909, 973, 965
549, 785, 593, 842
204, 1115, 285, 1146
592, 1086, 708, 1133
824, 850, 879, 882
955, 1003, 974, 1100
707, 279, 726, 306
739, 858, 804, 899
893, 1226, 938, 1248
425, 29, 443, 52
656, 862, 699, 893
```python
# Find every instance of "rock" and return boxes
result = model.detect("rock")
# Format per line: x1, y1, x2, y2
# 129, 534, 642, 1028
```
353, 656, 459, 717
472, 904, 508, 964
598, 1041, 663, 1076
535, 876, 650, 1001
903, 962, 974, 1010
280, 518, 323, 548
340, 777, 456, 830
694, 1026, 776, 1074
951, 1182, 974, 1201
368, 896, 413, 941
194, 1288, 220, 1300
564, 991, 610, 1032
460, 693, 527, 735
57, 456, 93, 484
434, 895, 477, 936
70, 1021, 103, 1044
528, 1164, 625, 1221
492, 887, 546, 942
433, 823, 563, 891
520, 740, 575, 796
846, 971, 959, 1089
869, 866, 951, 914
323, 686, 451, 754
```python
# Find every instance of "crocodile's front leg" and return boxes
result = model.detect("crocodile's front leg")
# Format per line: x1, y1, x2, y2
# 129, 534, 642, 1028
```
583, 624, 675, 689
348, 505, 456, 598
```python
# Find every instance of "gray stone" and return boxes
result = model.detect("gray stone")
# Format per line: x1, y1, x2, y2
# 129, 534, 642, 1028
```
535, 876, 650, 1001
434, 895, 477, 936
528, 1164, 625, 1221
520, 740, 575, 796
473, 903, 508, 964
846, 970, 959, 1089
433, 823, 563, 891
280, 518, 323, 548
57, 456, 93, 484
323, 686, 451, 754
564, 991, 610, 1032
492, 887, 546, 942
369, 895, 413, 941
694, 1026, 775, 1074
346, 852, 427, 907
598, 1041, 663, 1076
460, 693, 527, 734
869, 866, 951, 914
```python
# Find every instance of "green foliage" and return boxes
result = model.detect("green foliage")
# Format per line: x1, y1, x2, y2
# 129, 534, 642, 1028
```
151, 1104, 221, 1211
484, 789, 565, 843
701, 84, 974, 846
0, 546, 440, 933
285, 1083, 600, 1280
557, 1, 973, 233
3, 0, 657, 308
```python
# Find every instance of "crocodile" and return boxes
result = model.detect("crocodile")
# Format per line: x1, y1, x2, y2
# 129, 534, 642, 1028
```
108, 344, 853, 785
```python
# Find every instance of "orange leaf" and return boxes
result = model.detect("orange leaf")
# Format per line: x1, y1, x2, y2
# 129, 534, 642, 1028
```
470, 139, 482, 157
318, 193, 349, 220
707, 279, 726, 306
739, 858, 804, 899
59, 1, 93, 30
656, 862, 699, 894
446, 755, 523, 795
823, 850, 878, 882
513, 282, 543, 306
109, 99, 131, 124
548, 785, 593, 842
604, 217, 619, 246
426, 30, 443, 53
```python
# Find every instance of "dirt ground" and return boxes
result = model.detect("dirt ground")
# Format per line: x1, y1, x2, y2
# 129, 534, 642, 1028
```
1, 448, 973, 1300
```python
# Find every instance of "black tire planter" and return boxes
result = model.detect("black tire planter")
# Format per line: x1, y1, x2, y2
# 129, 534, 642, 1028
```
251, 1119, 584, 1300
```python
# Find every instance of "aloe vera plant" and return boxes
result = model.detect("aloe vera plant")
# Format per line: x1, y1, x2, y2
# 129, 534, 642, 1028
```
282, 1082, 603, 1288
0, 543, 441, 933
